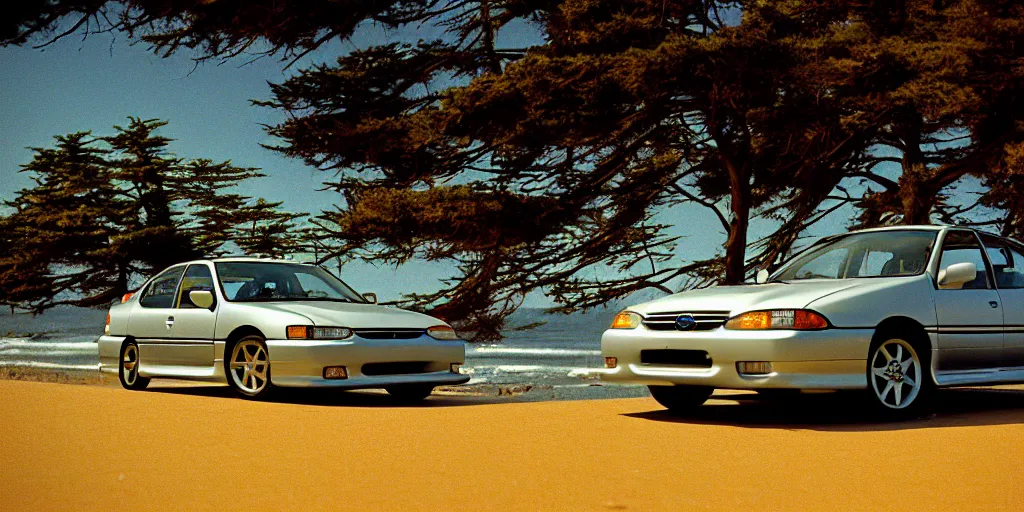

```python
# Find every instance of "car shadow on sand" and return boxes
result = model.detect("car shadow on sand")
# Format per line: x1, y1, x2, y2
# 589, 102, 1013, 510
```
623, 387, 1024, 431
143, 382, 509, 407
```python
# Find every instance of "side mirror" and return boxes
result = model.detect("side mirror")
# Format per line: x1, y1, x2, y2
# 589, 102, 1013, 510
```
755, 269, 770, 284
937, 262, 977, 290
189, 290, 216, 310
363, 292, 378, 304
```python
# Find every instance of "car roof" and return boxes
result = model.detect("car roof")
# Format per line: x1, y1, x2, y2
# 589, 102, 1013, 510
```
176, 257, 314, 265
846, 225, 949, 234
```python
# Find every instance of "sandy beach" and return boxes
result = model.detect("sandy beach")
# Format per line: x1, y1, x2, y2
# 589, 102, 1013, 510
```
1, 379, 1021, 511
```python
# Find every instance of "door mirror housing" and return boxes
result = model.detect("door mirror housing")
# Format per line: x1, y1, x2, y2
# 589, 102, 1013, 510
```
755, 269, 770, 284
937, 262, 977, 290
363, 292, 378, 304
188, 290, 216, 310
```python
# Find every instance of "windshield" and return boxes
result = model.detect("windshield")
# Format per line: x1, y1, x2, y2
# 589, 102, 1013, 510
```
215, 262, 366, 303
771, 230, 937, 282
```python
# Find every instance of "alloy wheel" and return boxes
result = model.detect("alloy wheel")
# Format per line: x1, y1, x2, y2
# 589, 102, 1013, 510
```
869, 339, 922, 409
229, 339, 270, 395
122, 344, 139, 386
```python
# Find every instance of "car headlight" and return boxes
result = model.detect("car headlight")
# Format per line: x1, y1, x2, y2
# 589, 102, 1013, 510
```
286, 326, 354, 340
610, 311, 642, 329
724, 310, 829, 330
427, 325, 460, 340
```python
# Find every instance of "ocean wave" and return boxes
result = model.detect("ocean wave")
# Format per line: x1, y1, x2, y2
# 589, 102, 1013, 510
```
0, 361, 99, 371
467, 347, 601, 357
0, 339, 98, 351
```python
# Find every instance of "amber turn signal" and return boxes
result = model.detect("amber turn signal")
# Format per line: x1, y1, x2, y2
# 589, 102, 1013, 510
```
287, 325, 311, 339
724, 310, 829, 330
611, 311, 642, 329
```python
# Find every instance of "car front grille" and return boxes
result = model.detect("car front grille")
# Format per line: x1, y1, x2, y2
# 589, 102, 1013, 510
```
640, 349, 712, 368
361, 361, 429, 376
353, 329, 425, 340
641, 311, 730, 331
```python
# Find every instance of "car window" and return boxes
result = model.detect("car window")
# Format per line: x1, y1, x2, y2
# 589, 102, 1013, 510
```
981, 234, 1024, 289
215, 262, 365, 303
938, 231, 990, 290
295, 272, 341, 298
139, 266, 186, 308
177, 264, 216, 308
772, 230, 935, 282
790, 247, 848, 280
856, 250, 894, 277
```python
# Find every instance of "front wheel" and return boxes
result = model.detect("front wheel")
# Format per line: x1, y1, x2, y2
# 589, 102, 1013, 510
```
648, 385, 713, 412
226, 336, 273, 398
385, 384, 434, 403
866, 337, 933, 417
119, 341, 150, 390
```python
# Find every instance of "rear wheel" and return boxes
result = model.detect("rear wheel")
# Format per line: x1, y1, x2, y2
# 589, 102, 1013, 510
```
119, 341, 150, 390
648, 385, 713, 412
866, 337, 933, 417
226, 336, 273, 398
386, 384, 434, 403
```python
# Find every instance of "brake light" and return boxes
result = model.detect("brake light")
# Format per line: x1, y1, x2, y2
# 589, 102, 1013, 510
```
104, 313, 111, 335
121, 292, 134, 303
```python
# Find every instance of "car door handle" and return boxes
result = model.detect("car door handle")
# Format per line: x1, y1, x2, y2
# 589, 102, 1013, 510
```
989, 301, 999, 309
166, 316, 175, 328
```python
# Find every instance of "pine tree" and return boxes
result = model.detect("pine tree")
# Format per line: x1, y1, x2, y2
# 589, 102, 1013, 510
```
231, 199, 307, 258
0, 132, 127, 307
0, 119, 306, 311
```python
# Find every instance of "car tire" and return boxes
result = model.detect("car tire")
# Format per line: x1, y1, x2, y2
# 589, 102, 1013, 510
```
119, 340, 150, 390
648, 385, 713, 412
866, 336, 934, 418
385, 384, 434, 403
225, 335, 274, 399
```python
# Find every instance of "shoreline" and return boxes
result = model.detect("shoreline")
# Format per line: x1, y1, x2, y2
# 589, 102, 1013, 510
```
0, 363, 647, 401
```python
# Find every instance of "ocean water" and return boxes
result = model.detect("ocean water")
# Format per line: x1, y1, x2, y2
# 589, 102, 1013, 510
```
0, 305, 620, 387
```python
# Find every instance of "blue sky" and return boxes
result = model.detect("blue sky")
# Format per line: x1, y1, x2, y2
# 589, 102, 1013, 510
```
0, 18, 906, 308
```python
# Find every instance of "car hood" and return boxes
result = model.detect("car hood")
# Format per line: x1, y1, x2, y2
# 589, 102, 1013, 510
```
630, 280, 864, 316
246, 301, 445, 329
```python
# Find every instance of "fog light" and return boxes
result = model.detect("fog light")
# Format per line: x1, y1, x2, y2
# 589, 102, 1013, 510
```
323, 366, 348, 379
450, 363, 463, 374
605, 357, 618, 368
737, 361, 773, 375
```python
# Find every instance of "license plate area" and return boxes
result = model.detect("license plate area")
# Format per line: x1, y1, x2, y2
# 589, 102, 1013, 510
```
639, 349, 712, 368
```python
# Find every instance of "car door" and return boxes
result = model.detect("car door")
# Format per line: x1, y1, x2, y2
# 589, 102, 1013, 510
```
166, 263, 218, 367
130, 264, 216, 371
933, 230, 1004, 371
131, 265, 186, 368
981, 234, 1024, 367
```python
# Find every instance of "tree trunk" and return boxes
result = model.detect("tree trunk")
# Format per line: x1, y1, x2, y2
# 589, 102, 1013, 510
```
895, 114, 935, 225
723, 160, 751, 285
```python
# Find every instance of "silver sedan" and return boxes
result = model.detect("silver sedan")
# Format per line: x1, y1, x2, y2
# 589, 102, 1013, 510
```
601, 226, 1024, 417
98, 258, 469, 400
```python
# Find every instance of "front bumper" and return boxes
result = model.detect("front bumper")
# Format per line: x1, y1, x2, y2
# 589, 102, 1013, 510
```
266, 337, 470, 389
601, 328, 873, 390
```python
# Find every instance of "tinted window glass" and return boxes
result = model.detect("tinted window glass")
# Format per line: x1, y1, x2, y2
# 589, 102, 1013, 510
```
981, 234, 1024, 289
772, 231, 935, 282
938, 231, 990, 290
177, 264, 216, 308
139, 266, 185, 308
215, 262, 365, 303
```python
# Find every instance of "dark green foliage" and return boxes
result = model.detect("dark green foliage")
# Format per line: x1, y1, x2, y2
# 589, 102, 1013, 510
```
0, 119, 303, 311
5, 1, 1024, 340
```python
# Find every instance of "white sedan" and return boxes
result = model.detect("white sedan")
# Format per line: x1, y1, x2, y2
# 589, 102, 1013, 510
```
98, 258, 469, 400
601, 226, 1024, 417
